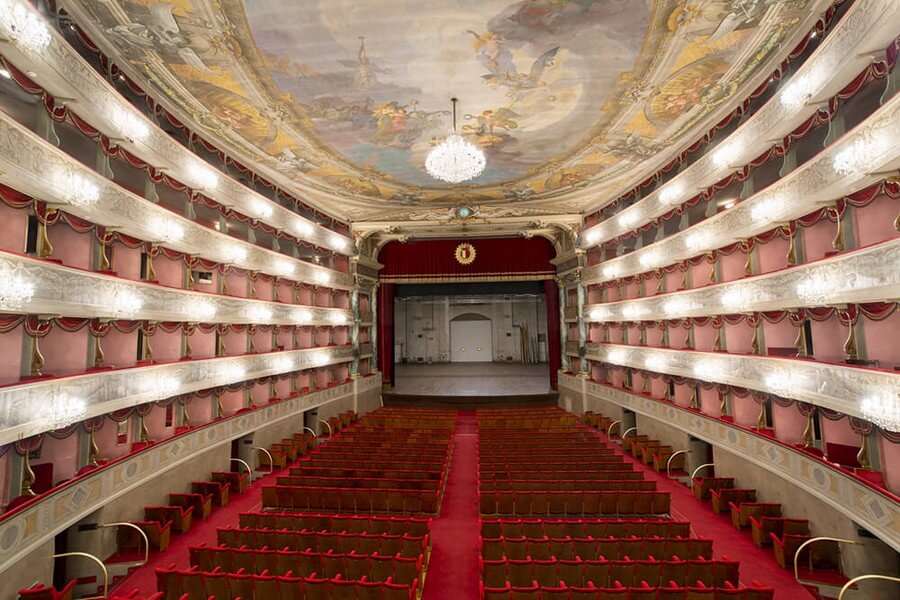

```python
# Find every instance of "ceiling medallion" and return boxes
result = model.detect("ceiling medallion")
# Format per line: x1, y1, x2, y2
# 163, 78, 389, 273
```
455, 242, 477, 265
425, 98, 486, 184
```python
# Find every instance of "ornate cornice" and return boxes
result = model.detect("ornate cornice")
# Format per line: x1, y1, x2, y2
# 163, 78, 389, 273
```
0, 1, 352, 253
0, 109, 354, 290
582, 343, 900, 425
0, 346, 354, 445
583, 238, 900, 320
582, 94, 900, 284
579, 0, 899, 243
0, 379, 363, 573
558, 373, 900, 552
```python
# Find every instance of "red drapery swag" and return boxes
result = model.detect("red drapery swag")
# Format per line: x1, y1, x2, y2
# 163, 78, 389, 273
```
544, 280, 561, 390
378, 237, 556, 283
376, 283, 395, 386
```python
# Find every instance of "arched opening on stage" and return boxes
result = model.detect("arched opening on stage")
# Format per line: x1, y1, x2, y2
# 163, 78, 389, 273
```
449, 313, 493, 363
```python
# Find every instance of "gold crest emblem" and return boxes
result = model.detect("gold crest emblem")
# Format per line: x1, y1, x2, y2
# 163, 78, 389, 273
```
455, 242, 476, 265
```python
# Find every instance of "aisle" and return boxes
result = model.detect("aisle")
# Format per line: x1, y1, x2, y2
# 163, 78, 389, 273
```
421, 410, 480, 600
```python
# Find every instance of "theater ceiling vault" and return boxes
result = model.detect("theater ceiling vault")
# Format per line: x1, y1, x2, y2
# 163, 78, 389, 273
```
61, 0, 827, 222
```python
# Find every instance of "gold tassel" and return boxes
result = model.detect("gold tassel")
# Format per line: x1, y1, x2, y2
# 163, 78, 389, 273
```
141, 333, 154, 362
181, 406, 191, 428
216, 333, 226, 357
843, 321, 858, 361
620, 325, 627, 344
93, 334, 105, 367
98, 239, 111, 271
750, 325, 761, 355
680, 265, 689, 290
642, 374, 651, 394
221, 275, 229, 296
292, 286, 300, 304
802, 410, 815, 446
183, 333, 193, 359
661, 326, 669, 348
145, 246, 156, 281
756, 401, 767, 429
785, 226, 798, 266
138, 414, 150, 443
690, 386, 699, 409
37, 209, 55, 258
248, 334, 257, 354
684, 323, 695, 349
655, 269, 664, 294
215, 393, 224, 418
187, 268, 195, 290
719, 389, 729, 417
87, 429, 100, 467
707, 252, 717, 283
21, 451, 36, 497
856, 434, 871, 469
830, 205, 844, 251
794, 318, 807, 357
639, 324, 647, 346
894, 213, 899, 232
743, 245, 753, 277
713, 326, 724, 352
30, 335, 45, 377
273, 278, 281, 303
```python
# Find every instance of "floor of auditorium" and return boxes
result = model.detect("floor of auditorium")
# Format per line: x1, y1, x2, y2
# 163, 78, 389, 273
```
392, 363, 552, 396
114, 408, 812, 599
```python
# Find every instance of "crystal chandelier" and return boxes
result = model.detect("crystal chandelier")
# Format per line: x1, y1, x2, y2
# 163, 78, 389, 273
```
861, 391, 900, 432
425, 98, 486, 183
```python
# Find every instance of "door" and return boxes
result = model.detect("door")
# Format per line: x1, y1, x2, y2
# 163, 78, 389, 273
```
450, 315, 493, 362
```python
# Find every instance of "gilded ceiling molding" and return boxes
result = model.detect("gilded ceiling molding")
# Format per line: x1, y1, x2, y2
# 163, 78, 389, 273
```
583, 94, 900, 284
0, 108, 354, 290
583, 238, 900, 322
581, 343, 900, 427
0, 378, 365, 573
0, 346, 355, 445
579, 0, 900, 240
558, 373, 900, 552
0, 251, 353, 326
0, 0, 352, 253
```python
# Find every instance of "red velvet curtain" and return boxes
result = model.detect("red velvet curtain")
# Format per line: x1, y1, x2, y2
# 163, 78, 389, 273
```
377, 283, 395, 386
544, 280, 561, 390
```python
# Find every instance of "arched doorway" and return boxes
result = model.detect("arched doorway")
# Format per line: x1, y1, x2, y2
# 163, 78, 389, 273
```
450, 313, 493, 363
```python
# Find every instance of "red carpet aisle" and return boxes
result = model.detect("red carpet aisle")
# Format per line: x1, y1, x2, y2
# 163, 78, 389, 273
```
421, 410, 480, 600
589, 429, 813, 600
111, 465, 290, 598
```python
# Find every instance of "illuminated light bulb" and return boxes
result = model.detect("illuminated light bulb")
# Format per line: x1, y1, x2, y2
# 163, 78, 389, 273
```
150, 217, 185, 243
55, 170, 100, 207
622, 304, 649, 321
247, 304, 273, 322
644, 355, 667, 372
274, 259, 295, 277
315, 271, 331, 285
764, 371, 798, 397
0, 264, 34, 310
249, 199, 273, 219
693, 360, 722, 381
663, 296, 691, 317
189, 163, 219, 190
588, 307, 610, 321
684, 230, 714, 253
294, 308, 314, 324
331, 235, 350, 251
712, 139, 741, 169
328, 312, 348, 325
311, 351, 330, 366
0, 67, 10, 79
833, 132, 892, 177
0, 1, 52, 49
112, 288, 143, 318
189, 298, 217, 322
638, 250, 662, 270
583, 227, 602, 246
294, 221, 315, 237
602, 263, 621, 280
225, 244, 248, 264
606, 349, 628, 364
861, 391, 900, 432
720, 286, 754, 312
154, 375, 181, 396
659, 181, 686, 206
617, 210, 640, 229
36, 393, 86, 430
795, 274, 839, 306
749, 195, 786, 224
780, 71, 820, 110
112, 106, 150, 142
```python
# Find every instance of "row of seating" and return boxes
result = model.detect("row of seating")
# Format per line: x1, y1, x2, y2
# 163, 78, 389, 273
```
238, 512, 432, 536
261, 485, 440, 513
217, 527, 429, 556
276, 475, 440, 490
479, 459, 629, 471
479, 536, 713, 561
289, 466, 445, 480
480, 480, 655, 492
481, 519, 691, 540
482, 469, 638, 481
481, 580, 774, 599
189, 545, 423, 584
479, 491, 671, 517
480, 557, 740, 588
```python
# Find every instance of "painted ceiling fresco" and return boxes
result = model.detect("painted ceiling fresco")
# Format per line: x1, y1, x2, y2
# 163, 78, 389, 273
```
63, 0, 822, 219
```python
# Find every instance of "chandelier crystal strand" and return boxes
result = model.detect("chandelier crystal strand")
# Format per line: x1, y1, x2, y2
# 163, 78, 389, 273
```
425, 98, 486, 183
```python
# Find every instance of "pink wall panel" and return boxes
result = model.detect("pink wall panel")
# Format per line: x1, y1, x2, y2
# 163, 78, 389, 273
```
297, 328, 312, 349
646, 325, 663, 347
144, 405, 174, 441
802, 219, 839, 263
185, 396, 212, 426
94, 418, 131, 461
670, 324, 690, 349
860, 311, 900, 370
664, 268, 683, 293
276, 281, 293, 303
731, 395, 759, 428
35, 434, 79, 486
761, 319, 796, 352
699, 387, 721, 418
821, 417, 860, 448
251, 329, 272, 353
755, 236, 790, 275
0, 204, 28, 253
254, 277, 273, 301
0, 452, 9, 503
154, 255, 183, 289
111, 243, 142, 281
673, 383, 692, 408
220, 389, 245, 416
274, 377, 291, 398
223, 330, 247, 355
724, 322, 754, 355
49, 224, 92, 270
42, 328, 88, 376
296, 288, 313, 305
878, 437, 900, 494
809, 318, 848, 364
190, 330, 216, 360
852, 195, 899, 248
772, 403, 807, 444
151, 329, 183, 363
102, 328, 138, 368
719, 251, 746, 283
0, 328, 24, 385
224, 270, 247, 298
689, 261, 715, 290
694, 325, 717, 352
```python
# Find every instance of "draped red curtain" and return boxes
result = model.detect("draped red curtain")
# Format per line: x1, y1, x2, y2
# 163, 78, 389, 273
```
377, 283, 395, 386
544, 279, 561, 390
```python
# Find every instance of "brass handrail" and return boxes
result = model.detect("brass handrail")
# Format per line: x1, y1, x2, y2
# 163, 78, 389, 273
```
621, 427, 637, 439
251, 447, 274, 474
666, 451, 691, 478
793, 536, 859, 584
318, 419, 334, 436
606, 420, 622, 437
838, 574, 900, 599
690, 463, 716, 480
98, 522, 149, 565
302, 426, 318, 438
53, 552, 108, 599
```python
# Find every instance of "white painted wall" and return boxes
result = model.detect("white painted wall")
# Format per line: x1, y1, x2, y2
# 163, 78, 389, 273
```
450, 319, 493, 362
